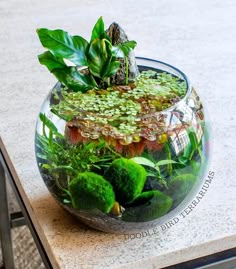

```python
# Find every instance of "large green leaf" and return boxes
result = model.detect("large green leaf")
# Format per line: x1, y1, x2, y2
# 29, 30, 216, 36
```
38, 51, 97, 92
87, 38, 113, 78
38, 51, 66, 71
104, 60, 120, 77
90, 16, 105, 42
52, 66, 97, 92
37, 28, 88, 66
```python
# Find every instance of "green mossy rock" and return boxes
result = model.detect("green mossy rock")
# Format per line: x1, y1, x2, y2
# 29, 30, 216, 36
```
126, 189, 156, 207
104, 158, 147, 205
122, 190, 172, 222
68, 172, 115, 213
167, 174, 196, 208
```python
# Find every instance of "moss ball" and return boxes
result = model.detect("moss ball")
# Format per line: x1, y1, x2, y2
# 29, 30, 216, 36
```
167, 174, 196, 208
122, 190, 172, 222
127, 190, 158, 207
68, 172, 115, 213
104, 158, 147, 205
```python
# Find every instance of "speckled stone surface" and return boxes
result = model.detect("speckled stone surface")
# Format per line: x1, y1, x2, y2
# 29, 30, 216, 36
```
0, 0, 236, 268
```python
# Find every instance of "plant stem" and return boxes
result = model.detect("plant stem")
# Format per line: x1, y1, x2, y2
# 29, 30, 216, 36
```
164, 143, 173, 176
106, 146, 122, 157
125, 56, 129, 85
107, 77, 110, 87
42, 122, 47, 138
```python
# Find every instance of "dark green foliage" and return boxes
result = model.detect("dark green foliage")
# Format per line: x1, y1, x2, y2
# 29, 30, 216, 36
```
36, 17, 136, 92
38, 51, 66, 71
38, 51, 97, 92
173, 130, 203, 179
127, 190, 159, 206
178, 130, 202, 165
167, 174, 196, 208
36, 28, 89, 66
68, 172, 115, 213
131, 128, 204, 212
36, 114, 117, 195
173, 160, 200, 178
122, 190, 172, 222
104, 158, 147, 205
87, 38, 120, 79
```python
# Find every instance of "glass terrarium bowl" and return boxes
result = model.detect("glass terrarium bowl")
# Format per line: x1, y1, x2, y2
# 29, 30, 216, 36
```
35, 57, 209, 233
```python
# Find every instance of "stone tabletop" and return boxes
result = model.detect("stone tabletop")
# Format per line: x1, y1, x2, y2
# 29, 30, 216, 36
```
0, 0, 236, 268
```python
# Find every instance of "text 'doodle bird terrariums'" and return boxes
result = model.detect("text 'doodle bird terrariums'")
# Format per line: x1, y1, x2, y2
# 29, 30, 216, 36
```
35, 17, 209, 233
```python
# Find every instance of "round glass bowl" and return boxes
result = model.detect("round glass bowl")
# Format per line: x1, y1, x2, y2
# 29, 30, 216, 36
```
35, 57, 209, 233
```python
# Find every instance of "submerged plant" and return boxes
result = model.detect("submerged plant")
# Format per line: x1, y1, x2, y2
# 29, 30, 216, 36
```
36, 113, 118, 178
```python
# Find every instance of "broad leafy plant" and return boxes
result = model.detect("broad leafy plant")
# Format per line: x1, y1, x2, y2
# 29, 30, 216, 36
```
131, 155, 178, 189
37, 17, 136, 92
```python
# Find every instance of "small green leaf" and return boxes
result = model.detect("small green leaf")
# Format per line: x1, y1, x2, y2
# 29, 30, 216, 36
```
178, 156, 188, 165
42, 163, 52, 170
37, 28, 88, 66
36, 152, 47, 160
39, 113, 58, 133
183, 142, 192, 160
38, 51, 66, 71
63, 199, 71, 204
131, 157, 155, 168
51, 165, 77, 173
187, 131, 200, 160
146, 171, 157, 177
112, 40, 137, 57
156, 160, 179, 166
50, 108, 73, 122
188, 131, 198, 151
90, 16, 105, 42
